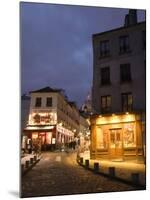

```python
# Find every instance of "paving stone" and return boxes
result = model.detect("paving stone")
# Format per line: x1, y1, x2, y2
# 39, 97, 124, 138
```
21, 152, 137, 198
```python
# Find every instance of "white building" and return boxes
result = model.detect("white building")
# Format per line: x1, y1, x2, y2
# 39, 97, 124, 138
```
24, 87, 80, 151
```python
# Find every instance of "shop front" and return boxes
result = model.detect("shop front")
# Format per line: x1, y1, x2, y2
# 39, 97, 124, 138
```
56, 124, 74, 149
24, 126, 56, 151
24, 124, 75, 152
90, 113, 144, 161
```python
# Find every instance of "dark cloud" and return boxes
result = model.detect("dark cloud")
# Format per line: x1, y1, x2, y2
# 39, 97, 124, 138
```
21, 2, 145, 107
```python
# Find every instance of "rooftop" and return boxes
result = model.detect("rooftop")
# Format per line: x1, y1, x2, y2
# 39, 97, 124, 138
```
93, 21, 145, 38
30, 86, 62, 93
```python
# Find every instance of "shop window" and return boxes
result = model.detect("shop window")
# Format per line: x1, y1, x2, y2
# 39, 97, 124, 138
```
101, 95, 111, 113
121, 93, 133, 112
46, 132, 52, 144
119, 35, 130, 54
99, 40, 110, 57
35, 97, 41, 107
100, 67, 110, 85
46, 97, 52, 107
123, 123, 136, 147
96, 127, 108, 149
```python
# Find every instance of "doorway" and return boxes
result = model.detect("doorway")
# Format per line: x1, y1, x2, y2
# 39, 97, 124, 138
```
109, 129, 123, 159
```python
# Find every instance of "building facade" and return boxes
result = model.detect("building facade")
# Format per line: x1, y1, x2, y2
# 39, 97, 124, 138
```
91, 10, 146, 161
24, 87, 80, 151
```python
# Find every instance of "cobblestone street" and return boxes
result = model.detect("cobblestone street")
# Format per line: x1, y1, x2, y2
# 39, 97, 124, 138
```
21, 152, 137, 198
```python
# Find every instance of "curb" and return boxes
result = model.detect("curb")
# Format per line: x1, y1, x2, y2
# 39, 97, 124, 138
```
76, 156, 145, 189
21, 155, 41, 176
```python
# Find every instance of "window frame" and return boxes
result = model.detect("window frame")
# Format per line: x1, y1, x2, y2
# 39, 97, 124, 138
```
35, 97, 42, 107
120, 63, 132, 83
100, 67, 111, 86
121, 92, 133, 112
101, 95, 112, 113
119, 35, 130, 54
99, 40, 110, 57
46, 97, 52, 107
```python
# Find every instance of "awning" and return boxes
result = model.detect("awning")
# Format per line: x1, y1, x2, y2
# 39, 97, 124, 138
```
24, 125, 55, 132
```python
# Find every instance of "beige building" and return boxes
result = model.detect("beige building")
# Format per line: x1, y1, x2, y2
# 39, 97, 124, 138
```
91, 10, 146, 161
24, 87, 80, 151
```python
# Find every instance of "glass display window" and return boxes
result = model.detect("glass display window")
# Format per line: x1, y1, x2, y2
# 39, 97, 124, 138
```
123, 123, 136, 148
96, 127, 108, 149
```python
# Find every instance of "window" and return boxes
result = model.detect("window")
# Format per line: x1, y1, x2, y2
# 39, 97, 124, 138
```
120, 63, 131, 82
35, 97, 41, 107
96, 128, 108, 149
100, 40, 110, 57
101, 95, 111, 113
123, 123, 136, 147
121, 93, 133, 112
101, 67, 110, 85
46, 97, 52, 107
119, 35, 130, 53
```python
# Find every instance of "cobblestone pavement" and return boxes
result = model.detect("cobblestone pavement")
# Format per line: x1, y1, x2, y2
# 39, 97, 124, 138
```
21, 152, 138, 198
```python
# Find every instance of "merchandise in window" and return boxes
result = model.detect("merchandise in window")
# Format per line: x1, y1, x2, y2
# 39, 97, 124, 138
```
123, 123, 136, 147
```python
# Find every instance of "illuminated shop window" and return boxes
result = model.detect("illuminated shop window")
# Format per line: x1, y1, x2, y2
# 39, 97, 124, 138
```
96, 127, 108, 149
123, 123, 136, 147
32, 133, 38, 140
46, 132, 52, 144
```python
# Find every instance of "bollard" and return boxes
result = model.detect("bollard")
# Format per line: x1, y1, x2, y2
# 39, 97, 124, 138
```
34, 155, 37, 162
131, 173, 140, 185
80, 157, 83, 164
94, 162, 99, 173
85, 159, 89, 168
21, 164, 24, 172
25, 160, 30, 169
30, 158, 34, 165
109, 167, 115, 178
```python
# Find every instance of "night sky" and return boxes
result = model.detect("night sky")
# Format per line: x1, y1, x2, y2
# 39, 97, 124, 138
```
20, 2, 145, 107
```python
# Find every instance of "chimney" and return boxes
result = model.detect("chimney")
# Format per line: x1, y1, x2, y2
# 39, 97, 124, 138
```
124, 14, 129, 27
124, 9, 137, 27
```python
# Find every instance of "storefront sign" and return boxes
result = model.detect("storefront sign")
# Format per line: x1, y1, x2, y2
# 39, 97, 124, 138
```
57, 125, 74, 136
96, 114, 136, 125
29, 112, 57, 125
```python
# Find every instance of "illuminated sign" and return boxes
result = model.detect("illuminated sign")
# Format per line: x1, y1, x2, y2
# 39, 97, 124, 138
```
29, 112, 57, 125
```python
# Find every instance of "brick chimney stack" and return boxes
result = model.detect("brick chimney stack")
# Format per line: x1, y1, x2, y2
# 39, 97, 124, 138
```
124, 9, 137, 27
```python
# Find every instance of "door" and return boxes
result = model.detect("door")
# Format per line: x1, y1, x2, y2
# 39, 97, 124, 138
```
109, 129, 123, 159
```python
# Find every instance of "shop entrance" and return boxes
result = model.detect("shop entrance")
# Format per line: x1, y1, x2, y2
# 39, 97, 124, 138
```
109, 129, 123, 159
